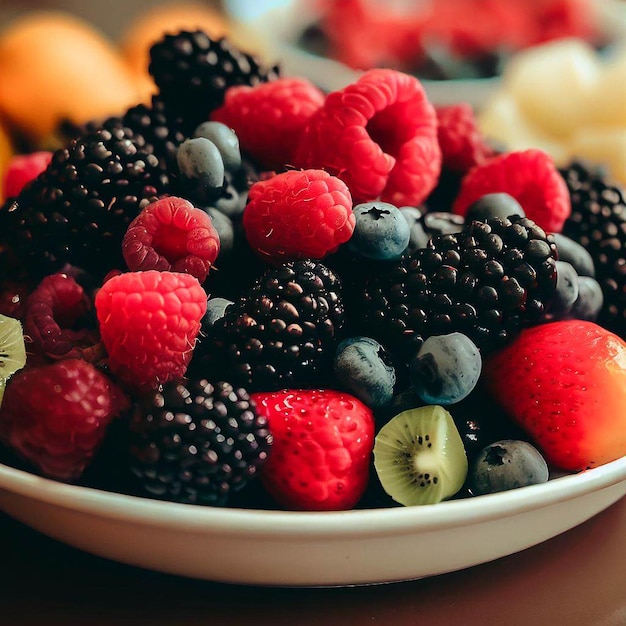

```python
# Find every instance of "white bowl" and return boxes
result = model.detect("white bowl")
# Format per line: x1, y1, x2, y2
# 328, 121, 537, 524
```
0, 456, 624, 586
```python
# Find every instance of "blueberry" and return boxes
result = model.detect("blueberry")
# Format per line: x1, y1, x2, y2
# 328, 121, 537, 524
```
203, 297, 234, 328
422, 211, 465, 237
213, 184, 247, 219
465, 193, 526, 222
409, 332, 482, 405
399, 206, 429, 253
334, 336, 396, 409
468, 440, 549, 495
207, 208, 234, 257
193, 121, 242, 173
176, 137, 225, 203
551, 260, 579, 316
348, 202, 411, 260
552, 233, 595, 278
568, 276, 604, 321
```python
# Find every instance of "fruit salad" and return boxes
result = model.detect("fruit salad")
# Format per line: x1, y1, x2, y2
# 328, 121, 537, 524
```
0, 29, 624, 513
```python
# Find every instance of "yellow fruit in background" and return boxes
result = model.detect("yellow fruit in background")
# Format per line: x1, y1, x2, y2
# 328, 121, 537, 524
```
567, 127, 626, 186
119, 2, 231, 98
584, 43, 626, 127
478, 92, 570, 166
0, 11, 143, 146
503, 38, 600, 140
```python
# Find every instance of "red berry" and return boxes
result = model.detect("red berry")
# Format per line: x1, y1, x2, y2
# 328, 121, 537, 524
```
2, 151, 52, 199
0, 359, 129, 481
122, 197, 220, 284
483, 320, 626, 471
252, 389, 375, 511
95, 270, 207, 392
453, 149, 571, 233
436, 103, 497, 173
293, 68, 441, 206
211, 77, 325, 171
24, 273, 100, 362
243, 169, 355, 262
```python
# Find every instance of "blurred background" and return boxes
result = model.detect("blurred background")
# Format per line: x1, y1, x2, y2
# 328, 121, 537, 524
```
0, 0, 624, 194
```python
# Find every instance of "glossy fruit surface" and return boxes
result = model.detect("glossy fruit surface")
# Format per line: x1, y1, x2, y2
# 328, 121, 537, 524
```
483, 320, 626, 471
252, 389, 375, 511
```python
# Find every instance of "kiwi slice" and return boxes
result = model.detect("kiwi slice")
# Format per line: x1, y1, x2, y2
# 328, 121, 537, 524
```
0, 314, 27, 382
373, 405, 468, 506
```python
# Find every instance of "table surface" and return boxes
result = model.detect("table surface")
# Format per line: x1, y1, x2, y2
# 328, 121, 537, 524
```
0, 496, 624, 626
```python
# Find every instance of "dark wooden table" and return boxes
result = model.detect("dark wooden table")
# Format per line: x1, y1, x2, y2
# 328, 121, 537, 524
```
0, 496, 624, 626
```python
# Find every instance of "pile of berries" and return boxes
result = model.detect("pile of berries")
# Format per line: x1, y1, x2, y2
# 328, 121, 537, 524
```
0, 30, 624, 513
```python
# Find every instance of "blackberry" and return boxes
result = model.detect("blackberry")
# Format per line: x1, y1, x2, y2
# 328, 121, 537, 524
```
68, 97, 185, 173
129, 379, 272, 506
560, 161, 626, 337
350, 215, 557, 357
191, 260, 345, 391
5, 124, 168, 279
149, 31, 280, 135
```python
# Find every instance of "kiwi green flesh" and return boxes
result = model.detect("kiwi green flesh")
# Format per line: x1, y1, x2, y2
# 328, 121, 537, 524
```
373, 405, 468, 506
0, 314, 26, 380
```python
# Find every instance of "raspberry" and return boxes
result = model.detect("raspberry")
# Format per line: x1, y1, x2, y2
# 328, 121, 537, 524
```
2, 151, 52, 199
122, 197, 220, 284
94, 270, 207, 392
293, 69, 441, 207
453, 149, 571, 233
436, 103, 496, 173
251, 389, 375, 511
23, 273, 100, 362
210, 77, 325, 171
242, 169, 354, 262
0, 359, 129, 481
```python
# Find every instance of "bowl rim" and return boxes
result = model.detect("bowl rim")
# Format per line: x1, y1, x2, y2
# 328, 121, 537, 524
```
0, 456, 624, 539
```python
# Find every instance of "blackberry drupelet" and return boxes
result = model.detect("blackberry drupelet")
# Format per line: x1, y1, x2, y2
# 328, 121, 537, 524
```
5, 124, 168, 279
129, 379, 273, 506
350, 215, 558, 358
191, 259, 345, 391
560, 161, 626, 337
149, 31, 280, 135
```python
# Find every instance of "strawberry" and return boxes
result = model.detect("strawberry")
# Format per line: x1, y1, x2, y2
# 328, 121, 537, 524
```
251, 389, 375, 511
483, 320, 626, 471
